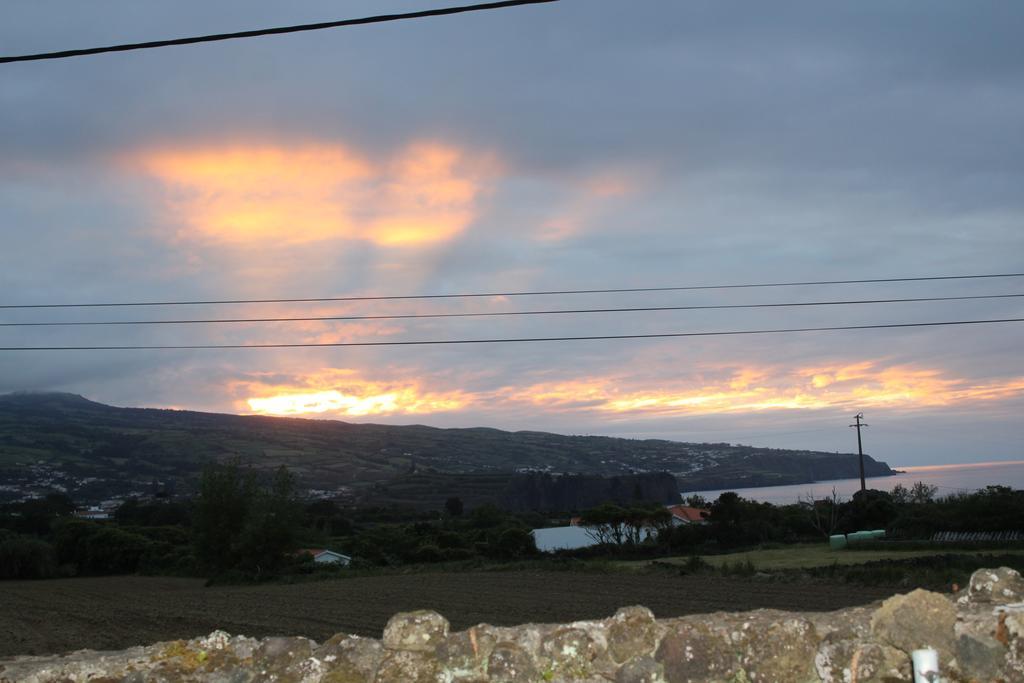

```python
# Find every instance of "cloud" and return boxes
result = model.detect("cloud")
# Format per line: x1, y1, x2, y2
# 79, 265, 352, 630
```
2, 1, 1024, 467
494, 361, 1024, 418
134, 141, 496, 247
231, 368, 471, 417
222, 358, 1024, 422
533, 166, 650, 242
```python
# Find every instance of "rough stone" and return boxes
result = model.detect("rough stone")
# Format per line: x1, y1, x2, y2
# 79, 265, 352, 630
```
539, 626, 602, 679
955, 633, 1005, 682
739, 615, 819, 682
655, 622, 736, 683
374, 650, 439, 683
254, 635, 315, 679
435, 624, 498, 680
316, 634, 383, 683
815, 636, 911, 683
7, 568, 1024, 683
486, 641, 539, 683
871, 589, 957, 662
608, 606, 659, 664
959, 566, 1024, 606
616, 655, 667, 683
382, 610, 450, 653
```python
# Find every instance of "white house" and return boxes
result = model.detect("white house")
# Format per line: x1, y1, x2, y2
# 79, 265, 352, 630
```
531, 526, 597, 551
73, 506, 110, 521
297, 548, 351, 566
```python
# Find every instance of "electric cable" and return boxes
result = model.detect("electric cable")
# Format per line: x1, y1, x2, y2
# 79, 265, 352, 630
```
3, 272, 1023, 310
0, 0, 559, 64
2, 292, 1021, 327
2, 316, 1021, 351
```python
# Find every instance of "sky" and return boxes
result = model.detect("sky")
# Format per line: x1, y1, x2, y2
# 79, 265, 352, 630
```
1, 0, 1023, 467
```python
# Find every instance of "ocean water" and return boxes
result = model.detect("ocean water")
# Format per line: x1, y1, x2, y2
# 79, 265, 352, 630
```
681, 459, 1024, 505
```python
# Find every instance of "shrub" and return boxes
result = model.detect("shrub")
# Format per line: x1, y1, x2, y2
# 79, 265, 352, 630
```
0, 532, 57, 579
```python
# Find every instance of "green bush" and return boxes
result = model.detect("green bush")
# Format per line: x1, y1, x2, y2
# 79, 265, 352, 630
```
412, 544, 443, 563
0, 531, 57, 579
52, 519, 154, 575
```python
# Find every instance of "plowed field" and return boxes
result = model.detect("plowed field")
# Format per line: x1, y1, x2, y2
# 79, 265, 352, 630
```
0, 572, 900, 657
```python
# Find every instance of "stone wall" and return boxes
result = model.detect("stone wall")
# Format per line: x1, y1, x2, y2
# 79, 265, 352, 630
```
4, 567, 1024, 682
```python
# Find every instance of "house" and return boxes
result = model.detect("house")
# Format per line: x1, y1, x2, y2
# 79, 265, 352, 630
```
531, 526, 597, 551
73, 506, 110, 521
296, 548, 351, 566
665, 504, 709, 526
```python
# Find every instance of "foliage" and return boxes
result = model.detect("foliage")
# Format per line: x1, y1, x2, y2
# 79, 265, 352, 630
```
444, 496, 464, 517
192, 462, 302, 576
192, 459, 257, 572
801, 487, 840, 539
51, 519, 154, 575
0, 530, 57, 579
1, 493, 75, 536
332, 502, 539, 567
803, 553, 1024, 590
304, 500, 352, 536
578, 503, 671, 546
114, 498, 191, 527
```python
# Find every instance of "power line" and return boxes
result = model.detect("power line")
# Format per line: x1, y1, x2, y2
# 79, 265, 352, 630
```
2, 316, 1022, 351
0, 0, 559, 65
3, 272, 1023, 310
3, 292, 1022, 327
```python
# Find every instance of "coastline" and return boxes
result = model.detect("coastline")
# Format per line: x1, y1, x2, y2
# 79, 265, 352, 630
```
679, 459, 1024, 505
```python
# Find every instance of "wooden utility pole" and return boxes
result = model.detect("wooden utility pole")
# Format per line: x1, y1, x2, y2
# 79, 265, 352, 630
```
849, 412, 868, 494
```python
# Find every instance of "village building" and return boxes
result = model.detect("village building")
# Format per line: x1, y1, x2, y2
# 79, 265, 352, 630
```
296, 548, 351, 566
665, 504, 710, 526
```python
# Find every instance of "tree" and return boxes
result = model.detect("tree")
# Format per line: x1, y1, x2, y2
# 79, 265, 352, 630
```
192, 459, 256, 573
580, 503, 628, 545
707, 492, 780, 547
801, 487, 840, 539
890, 484, 911, 505
843, 489, 897, 532
193, 462, 303, 576
12, 493, 74, 536
305, 500, 352, 536
492, 528, 537, 559
444, 496, 464, 517
683, 494, 709, 508
236, 466, 301, 574
909, 481, 938, 504
0, 530, 56, 579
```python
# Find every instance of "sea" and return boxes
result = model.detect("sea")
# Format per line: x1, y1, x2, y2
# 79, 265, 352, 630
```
680, 459, 1024, 505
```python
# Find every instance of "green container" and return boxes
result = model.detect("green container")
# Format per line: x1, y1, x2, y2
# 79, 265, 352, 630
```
869, 530, 886, 539
847, 531, 873, 544
829, 534, 847, 550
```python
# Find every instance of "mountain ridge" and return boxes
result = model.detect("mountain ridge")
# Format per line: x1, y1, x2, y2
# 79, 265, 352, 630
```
0, 392, 895, 505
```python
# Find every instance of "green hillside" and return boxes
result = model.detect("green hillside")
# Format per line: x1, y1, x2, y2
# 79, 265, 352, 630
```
0, 392, 894, 504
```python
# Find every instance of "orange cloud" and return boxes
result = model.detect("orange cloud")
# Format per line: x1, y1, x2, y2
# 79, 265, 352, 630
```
136, 141, 494, 246
228, 360, 1024, 421
233, 369, 471, 417
498, 363, 1024, 417
535, 167, 643, 242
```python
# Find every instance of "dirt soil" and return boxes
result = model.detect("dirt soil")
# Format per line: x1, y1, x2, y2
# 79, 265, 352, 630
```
0, 571, 900, 658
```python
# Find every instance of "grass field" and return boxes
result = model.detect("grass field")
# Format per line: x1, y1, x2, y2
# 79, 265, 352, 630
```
631, 543, 1024, 570
0, 571, 901, 658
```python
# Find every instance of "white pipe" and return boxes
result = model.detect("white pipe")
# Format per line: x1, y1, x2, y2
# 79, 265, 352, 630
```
911, 648, 940, 683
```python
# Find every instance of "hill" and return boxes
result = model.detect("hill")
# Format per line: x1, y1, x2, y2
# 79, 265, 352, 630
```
0, 392, 894, 506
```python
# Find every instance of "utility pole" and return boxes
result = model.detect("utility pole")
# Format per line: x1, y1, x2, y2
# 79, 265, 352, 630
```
849, 412, 868, 494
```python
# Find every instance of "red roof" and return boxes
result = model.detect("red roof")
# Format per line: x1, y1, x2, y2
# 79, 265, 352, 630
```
666, 505, 709, 523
